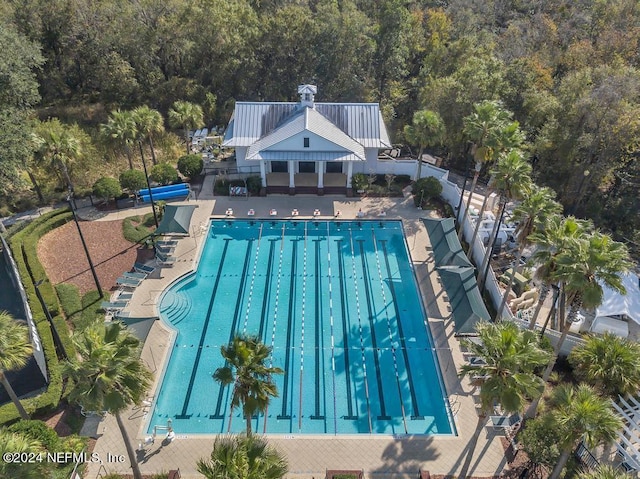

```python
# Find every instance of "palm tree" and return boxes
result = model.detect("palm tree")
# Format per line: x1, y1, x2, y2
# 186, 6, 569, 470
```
63, 321, 152, 479
213, 334, 283, 435
458, 321, 551, 478
476, 149, 532, 291
168, 100, 204, 155
101, 110, 137, 170
0, 428, 44, 479
495, 185, 562, 319
526, 215, 591, 331
547, 384, 622, 479
403, 109, 445, 181
577, 465, 634, 479
132, 105, 164, 165
457, 100, 524, 241
197, 434, 288, 479
32, 118, 82, 191
569, 332, 640, 398
0, 311, 33, 420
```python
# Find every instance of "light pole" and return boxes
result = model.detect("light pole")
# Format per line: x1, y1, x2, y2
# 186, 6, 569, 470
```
33, 279, 68, 360
139, 141, 159, 229
67, 193, 103, 297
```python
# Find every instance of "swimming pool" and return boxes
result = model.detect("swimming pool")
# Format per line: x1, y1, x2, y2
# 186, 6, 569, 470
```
148, 220, 454, 435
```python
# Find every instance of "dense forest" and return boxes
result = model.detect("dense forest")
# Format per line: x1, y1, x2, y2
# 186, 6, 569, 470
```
1, 0, 639, 258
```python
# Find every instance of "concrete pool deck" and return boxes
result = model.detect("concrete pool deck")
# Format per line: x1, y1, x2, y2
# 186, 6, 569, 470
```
85, 189, 509, 479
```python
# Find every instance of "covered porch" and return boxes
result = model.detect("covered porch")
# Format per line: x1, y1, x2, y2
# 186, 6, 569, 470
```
260, 159, 355, 195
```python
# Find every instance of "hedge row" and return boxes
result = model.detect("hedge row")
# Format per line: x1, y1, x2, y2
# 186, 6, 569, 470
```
56, 283, 105, 331
0, 208, 74, 424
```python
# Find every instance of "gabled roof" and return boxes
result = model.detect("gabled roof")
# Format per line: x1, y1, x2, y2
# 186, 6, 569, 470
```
223, 102, 391, 149
245, 107, 366, 161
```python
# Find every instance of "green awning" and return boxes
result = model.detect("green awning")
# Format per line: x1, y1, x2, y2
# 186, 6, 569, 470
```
423, 218, 473, 269
155, 205, 198, 236
438, 266, 491, 335
115, 316, 158, 344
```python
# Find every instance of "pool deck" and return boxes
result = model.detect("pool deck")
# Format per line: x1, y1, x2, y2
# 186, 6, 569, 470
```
85, 187, 509, 479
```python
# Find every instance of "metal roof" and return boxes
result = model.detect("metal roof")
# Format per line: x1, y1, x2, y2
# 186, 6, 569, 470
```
222, 102, 391, 149
245, 107, 366, 161
249, 151, 363, 162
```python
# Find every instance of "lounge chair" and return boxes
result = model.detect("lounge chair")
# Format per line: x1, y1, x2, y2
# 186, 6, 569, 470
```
466, 356, 487, 366
116, 291, 133, 301
123, 271, 147, 280
489, 413, 521, 431
116, 276, 143, 288
156, 239, 178, 247
134, 262, 155, 274
101, 300, 129, 311
156, 244, 176, 255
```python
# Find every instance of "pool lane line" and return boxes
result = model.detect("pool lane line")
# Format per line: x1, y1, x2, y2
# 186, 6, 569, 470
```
336, 239, 356, 420
278, 236, 297, 420
325, 222, 338, 434
298, 221, 308, 432
357, 238, 391, 420
241, 223, 264, 333
262, 222, 286, 433
175, 238, 232, 420
371, 231, 408, 434
380, 239, 423, 419
348, 228, 373, 433
310, 236, 325, 421
210, 238, 255, 419
257, 239, 277, 339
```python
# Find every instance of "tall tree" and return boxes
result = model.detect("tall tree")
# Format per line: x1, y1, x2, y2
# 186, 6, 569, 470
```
477, 149, 532, 291
197, 434, 288, 479
547, 384, 622, 479
458, 321, 550, 478
132, 105, 164, 165
63, 321, 152, 479
569, 332, 640, 398
168, 100, 204, 155
0, 312, 33, 420
496, 185, 561, 319
458, 100, 524, 241
403, 109, 445, 181
101, 110, 138, 170
213, 334, 283, 435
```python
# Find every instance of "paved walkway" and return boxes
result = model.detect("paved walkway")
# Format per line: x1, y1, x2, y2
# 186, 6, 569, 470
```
84, 185, 509, 479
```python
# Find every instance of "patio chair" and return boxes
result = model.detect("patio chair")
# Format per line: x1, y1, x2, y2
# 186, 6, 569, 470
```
101, 300, 129, 312
115, 291, 133, 301
134, 262, 155, 274
116, 276, 143, 288
123, 271, 147, 280
489, 413, 521, 431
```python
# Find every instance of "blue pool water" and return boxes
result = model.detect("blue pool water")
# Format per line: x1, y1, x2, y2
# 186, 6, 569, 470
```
148, 220, 454, 435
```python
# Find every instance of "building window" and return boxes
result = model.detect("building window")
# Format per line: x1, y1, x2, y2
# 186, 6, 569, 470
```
299, 162, 316, 173
271, 161, 288, 173
326, 162, 343, 173
303, 137, 310, 148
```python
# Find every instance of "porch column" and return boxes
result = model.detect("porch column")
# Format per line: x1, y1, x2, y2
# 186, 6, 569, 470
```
288, 160, 295, 195
346, 162, 354, 197
259, 160, 267, 196
317, 162, 324, 196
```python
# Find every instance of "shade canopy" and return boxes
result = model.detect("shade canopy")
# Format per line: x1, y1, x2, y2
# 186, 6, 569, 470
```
596, 273, 640, 325
155, 204, 198, 236
116, 316, 158, 343
438, 266, 491, 335
423, 218, 473, 269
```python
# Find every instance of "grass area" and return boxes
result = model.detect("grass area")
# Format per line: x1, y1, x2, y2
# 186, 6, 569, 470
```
122, 213, 156, 243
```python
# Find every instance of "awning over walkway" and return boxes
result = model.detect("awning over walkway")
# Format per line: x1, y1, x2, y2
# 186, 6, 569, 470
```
155, 205, 198, 236
438, 266, 491, 335
423, 218, 473, 269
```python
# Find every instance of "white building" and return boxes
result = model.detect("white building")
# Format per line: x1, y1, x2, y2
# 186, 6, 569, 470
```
222, 84, 392, 195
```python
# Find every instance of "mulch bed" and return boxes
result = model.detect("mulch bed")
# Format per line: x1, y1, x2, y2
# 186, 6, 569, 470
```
38, 219, 140, 295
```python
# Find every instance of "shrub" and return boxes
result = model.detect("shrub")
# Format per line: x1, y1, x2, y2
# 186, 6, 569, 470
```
150, 162, 178, 185
351, 173, 368, 191
123, 214, 156, 243
412, 176, 443, 207
80, 290, 107, 329
8, 420, 60, 451
177, 154, 203, 179
246, 176, 262, 195
55, 283, 82, 328
119, 169, 147, 192
92, 177, 122, 203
